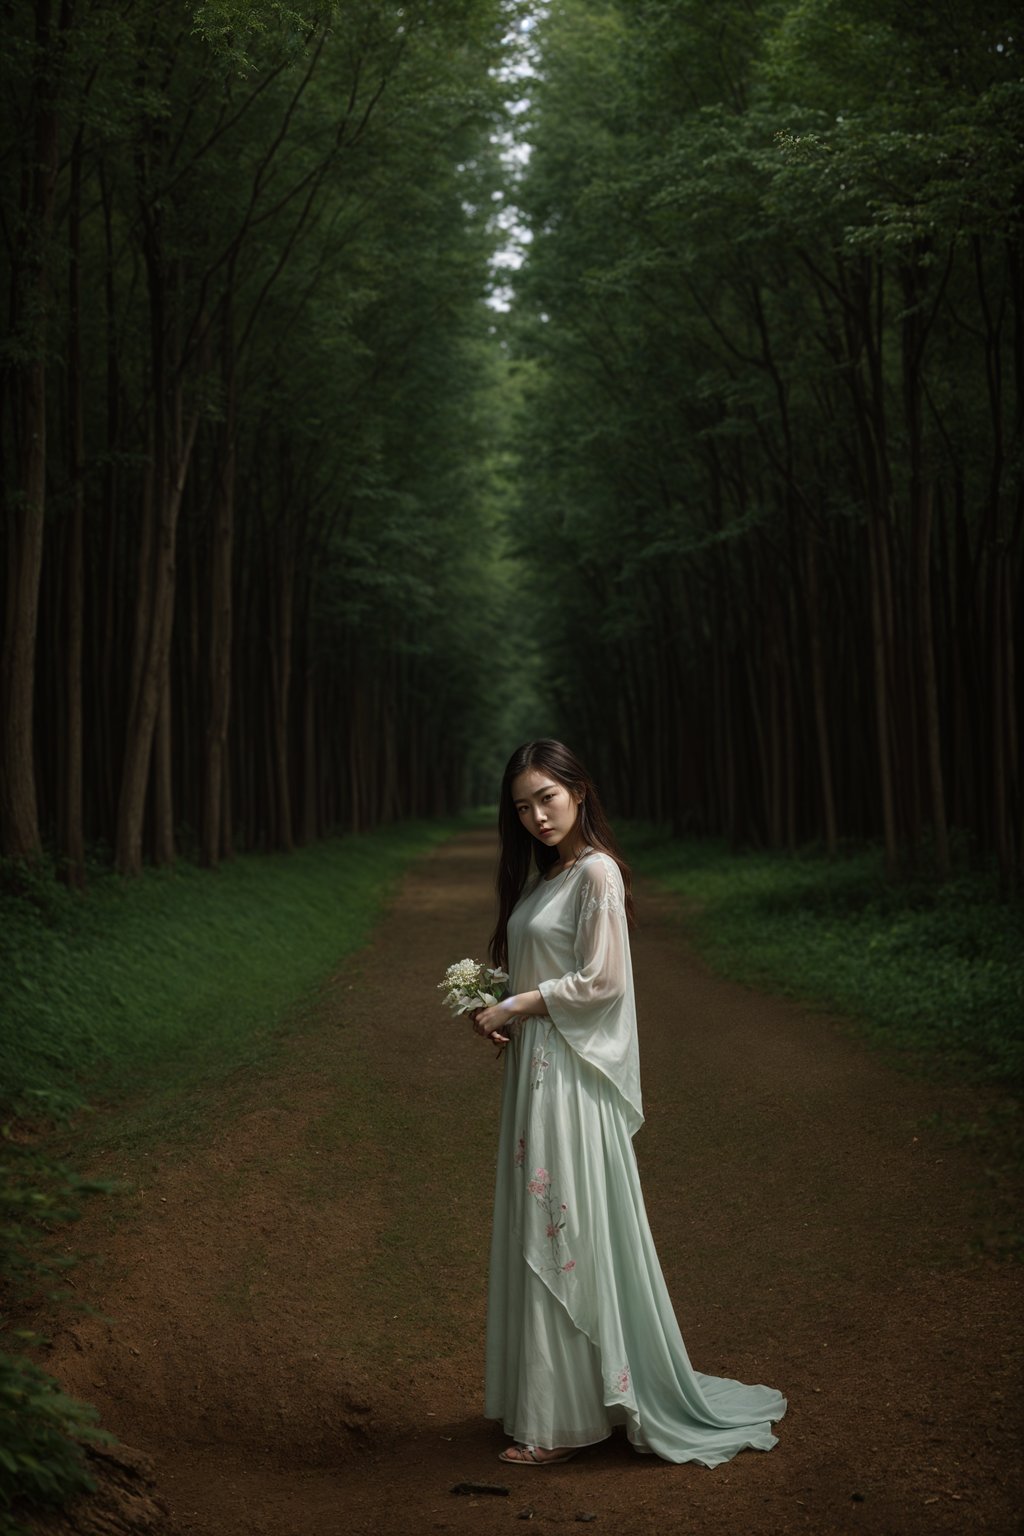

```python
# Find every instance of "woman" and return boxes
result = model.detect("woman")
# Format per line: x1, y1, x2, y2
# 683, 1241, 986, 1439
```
471, 739, 787, 1467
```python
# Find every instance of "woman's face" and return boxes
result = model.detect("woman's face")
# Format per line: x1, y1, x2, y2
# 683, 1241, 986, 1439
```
510, 767, 581, 851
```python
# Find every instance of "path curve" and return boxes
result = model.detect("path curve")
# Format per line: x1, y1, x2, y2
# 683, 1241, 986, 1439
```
38, 830, 1022, 1535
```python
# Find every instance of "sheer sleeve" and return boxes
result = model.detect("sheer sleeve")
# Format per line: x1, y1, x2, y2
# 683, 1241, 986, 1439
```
538, 856, 627, 1015
537, 855, 643, 1132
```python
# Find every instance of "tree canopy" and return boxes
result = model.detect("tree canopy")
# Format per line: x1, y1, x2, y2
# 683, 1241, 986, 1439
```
1, 0, 527, 878
506, 0, 1022, 886
0, 0, 1020, 889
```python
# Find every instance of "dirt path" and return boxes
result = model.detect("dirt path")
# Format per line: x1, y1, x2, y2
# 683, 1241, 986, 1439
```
39, 830, 1021, 1535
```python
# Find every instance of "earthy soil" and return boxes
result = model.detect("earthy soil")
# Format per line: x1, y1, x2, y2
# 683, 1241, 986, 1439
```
29, 830, 1023, 1535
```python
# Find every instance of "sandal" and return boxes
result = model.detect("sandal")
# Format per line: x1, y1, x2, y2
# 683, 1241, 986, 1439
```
499, 1442, 582, 1466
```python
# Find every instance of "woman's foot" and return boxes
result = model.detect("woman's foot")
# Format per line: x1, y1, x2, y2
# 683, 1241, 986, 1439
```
499, 1442, 581, 1465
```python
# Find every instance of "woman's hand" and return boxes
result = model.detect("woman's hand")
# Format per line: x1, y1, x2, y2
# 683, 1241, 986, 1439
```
471, 988, 547, 1046
471, 1000, 517, 1045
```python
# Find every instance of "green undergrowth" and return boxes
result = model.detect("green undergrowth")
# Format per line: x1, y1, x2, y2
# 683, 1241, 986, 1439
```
619, 826, 1023, 1087
1, 818, 464, 1149
619, 825, 1023, 1224
0, 1144, 119, 1535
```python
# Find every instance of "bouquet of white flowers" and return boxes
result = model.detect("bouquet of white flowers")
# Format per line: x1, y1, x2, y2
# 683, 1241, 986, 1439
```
437, 957, 510, 1016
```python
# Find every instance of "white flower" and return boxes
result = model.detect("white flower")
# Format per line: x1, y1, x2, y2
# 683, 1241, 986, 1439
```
436, 958, 509, 1016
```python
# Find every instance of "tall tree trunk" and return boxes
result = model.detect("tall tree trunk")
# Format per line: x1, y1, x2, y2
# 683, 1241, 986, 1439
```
300, 598, 317, 845
60, 122, 86, 887
915, 484, 950, 877
744, 649, 769, 848
767, 599, 783, 850
96, 161, 120, 834
805, 532, 838, 855
114, 201, 197, 876
201, 370, 236, 868
348, 682, 362, 835
152, 651, 174, 865
991, 544, 1015, 896
866, 512, 898, 877
0, 0, 65, 860
269, 533, 295, 852
782, 599, 797, 853
115, 394, 197, 873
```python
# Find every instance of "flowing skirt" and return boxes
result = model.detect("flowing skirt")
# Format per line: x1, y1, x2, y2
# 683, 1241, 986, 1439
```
484, 1017, 787, 1465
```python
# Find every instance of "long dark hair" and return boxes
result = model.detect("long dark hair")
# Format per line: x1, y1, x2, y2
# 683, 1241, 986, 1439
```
488, 739, 636, 970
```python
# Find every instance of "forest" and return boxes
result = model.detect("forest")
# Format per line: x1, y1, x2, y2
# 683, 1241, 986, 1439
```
0, 0, 1021, 883
511, 0, 1022, 889
1, 3, 1022, 1529
1, 0, 520, 885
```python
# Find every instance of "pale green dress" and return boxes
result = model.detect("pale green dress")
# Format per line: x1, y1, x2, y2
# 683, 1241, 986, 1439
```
484, 850, 787, 1464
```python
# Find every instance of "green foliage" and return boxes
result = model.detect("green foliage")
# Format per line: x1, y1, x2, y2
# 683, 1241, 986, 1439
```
504, 0, 1023, 871
0, 821, 463, 1134
621, 826, 1024, 1086
189, 1, 315, 74
0, 1145, 116, 1308
0, 1143, 119, 1530
0, 1349, 115, 1529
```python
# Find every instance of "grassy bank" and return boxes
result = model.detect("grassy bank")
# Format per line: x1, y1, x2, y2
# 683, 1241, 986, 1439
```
619, 826, 1024, 1093
1, 819, 463, 1152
